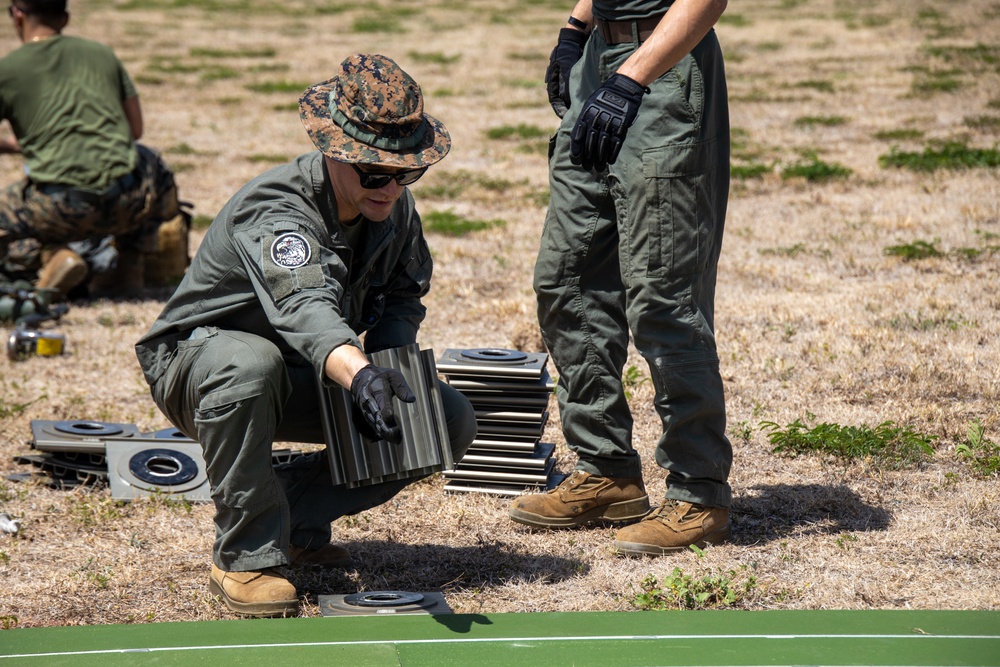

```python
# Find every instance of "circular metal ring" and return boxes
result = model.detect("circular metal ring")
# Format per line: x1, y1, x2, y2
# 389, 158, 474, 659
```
343, 591, 425, 607
53, 420, 125, 437
128, 448, 199, 486
459, 348, 528, 363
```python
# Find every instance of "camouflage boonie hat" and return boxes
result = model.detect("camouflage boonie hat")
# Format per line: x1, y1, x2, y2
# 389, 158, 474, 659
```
299, 53, 450, 168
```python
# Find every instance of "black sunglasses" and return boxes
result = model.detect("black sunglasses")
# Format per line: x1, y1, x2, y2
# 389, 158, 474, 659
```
350, 163, 427, 189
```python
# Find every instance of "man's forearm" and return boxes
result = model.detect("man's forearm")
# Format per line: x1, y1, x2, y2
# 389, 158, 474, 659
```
616, 0, 727, 86
324, 342, 371, 389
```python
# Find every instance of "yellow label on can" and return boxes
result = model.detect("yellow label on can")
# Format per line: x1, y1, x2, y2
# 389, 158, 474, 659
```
35, 336, 64, 356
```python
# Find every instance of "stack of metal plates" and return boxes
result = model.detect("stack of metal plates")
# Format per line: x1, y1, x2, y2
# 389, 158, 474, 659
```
436, 348, 559, 496
9, 421, 301, 501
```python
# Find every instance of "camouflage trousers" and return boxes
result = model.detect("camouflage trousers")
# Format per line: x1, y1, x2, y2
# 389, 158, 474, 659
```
0, 144, 178, 279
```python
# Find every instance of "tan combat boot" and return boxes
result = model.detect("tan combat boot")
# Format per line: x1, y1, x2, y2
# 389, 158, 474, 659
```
209, 565, 298, 617
614, 500, 731, 556
288, 543, 353, 568
509, 470, 649, 528
36, 246, 88, 296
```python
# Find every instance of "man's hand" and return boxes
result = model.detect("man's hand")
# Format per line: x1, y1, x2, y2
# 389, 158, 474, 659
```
545, 28, 589, 118
570, 73, 648, 170
350, 364, 416, 444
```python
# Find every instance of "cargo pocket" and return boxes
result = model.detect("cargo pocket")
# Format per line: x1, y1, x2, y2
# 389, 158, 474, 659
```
642, 138, 717, 279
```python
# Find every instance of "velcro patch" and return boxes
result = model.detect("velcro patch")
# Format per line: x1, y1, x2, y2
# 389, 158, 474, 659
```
270, 232, 311, 268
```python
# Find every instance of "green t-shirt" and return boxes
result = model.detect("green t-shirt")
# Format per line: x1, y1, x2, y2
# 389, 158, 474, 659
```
0, 35, 137, 190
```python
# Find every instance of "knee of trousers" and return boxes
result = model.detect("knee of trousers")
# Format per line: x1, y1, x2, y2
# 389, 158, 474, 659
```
440, 381, 476, 460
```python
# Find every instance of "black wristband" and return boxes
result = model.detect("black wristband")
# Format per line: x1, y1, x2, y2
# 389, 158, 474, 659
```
567, 15, 589, 32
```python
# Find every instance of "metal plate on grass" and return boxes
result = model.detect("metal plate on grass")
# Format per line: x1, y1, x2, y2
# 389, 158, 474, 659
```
107, 439, 211, 502
318, 591, 452, 616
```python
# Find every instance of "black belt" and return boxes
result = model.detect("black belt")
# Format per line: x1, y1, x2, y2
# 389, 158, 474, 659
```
595, 13, 666, 45
36, 170, 139, 207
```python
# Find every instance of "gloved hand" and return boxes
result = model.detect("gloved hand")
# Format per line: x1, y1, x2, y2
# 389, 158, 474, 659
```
545, 27, 589, 118
570, 73, 649, 170
349, 364, 416, 444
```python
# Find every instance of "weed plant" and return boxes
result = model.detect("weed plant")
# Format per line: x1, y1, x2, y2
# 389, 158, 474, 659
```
956, 421, 1000, 478
632, 554, 759, 610
883, 239, 943, 260
781, 156, 852, 181
879, 142, 1000, 171
422, 211, 505, 237
760, 416, 937, 468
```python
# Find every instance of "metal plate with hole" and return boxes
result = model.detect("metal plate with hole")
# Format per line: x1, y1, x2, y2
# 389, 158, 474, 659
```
318, 591, 451, 616
143, 427, 196, 441
30, 419, 141, 454
436, 348, 549, 378
107, 439, 211, 501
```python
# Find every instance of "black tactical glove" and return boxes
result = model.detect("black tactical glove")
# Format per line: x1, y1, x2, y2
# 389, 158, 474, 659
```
545, 27, 589, 118
349, 364, 416, 444
570, 73, 649, 170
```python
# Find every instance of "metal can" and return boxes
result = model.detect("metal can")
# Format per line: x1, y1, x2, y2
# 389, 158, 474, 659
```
6, 327, 66, 361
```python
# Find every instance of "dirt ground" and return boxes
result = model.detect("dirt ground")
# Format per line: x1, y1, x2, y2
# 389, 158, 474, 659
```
0, 0, 998, 627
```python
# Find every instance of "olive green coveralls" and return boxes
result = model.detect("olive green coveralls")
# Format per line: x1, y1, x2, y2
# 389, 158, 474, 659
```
136, 153, 476, 572
537, 14, 732, 508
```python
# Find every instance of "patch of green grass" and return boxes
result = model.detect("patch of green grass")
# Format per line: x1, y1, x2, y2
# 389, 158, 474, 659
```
191, 214, 214, 230
247, 154, 290, 163
760, 415, 937, 468
879, 142, 1000, 171
315, 3, 350, 14
0, 615, 16, 630
622, 364, 649, 400
923, 43, 1000, 66
755, 41, 783, 52
508, 52, 546, 62
502, 78, 540, 89
911, 70, 963, 94
873, 128, 924, 142
516, 141, 549, 156
795, 79, 835, 94
486, 124, 548, 141
731, 162, 771, 179
887, 309, 972, 332
407, 51, 460, 65
146, 59, 203, 75
760, 243, 808, 258
956, 421, 1000, 477
718, 13, 751, 27
199, 66, 239, 81
352, 15, 404, 33
781, 156, 852, 181
244, 80, 312, 94
632, 555, 758, 610
794, 115, 848, 127
271, 101, 299, 112
189, 46, 276, 58
0, 394, 42, 419
422, 210, 505, 237
883, 239, 943, 260
964, 115, 1000, 130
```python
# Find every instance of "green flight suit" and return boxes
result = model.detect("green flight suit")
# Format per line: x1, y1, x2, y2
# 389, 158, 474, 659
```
136, 152, 476, 571
536, 17, 733, 508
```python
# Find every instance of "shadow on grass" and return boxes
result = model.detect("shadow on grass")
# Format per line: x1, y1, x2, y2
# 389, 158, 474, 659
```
730, 483, 891, 545
290, 539, 583, 603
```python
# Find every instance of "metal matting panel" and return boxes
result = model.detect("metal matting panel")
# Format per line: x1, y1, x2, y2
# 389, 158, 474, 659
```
12, 454, 108, 483
436, 348, 548, 379
30, 419, 141, 454
106, 439, 211, 502
458, 443, 555, 470
443, 459, 554, 485
319, 345, 453, 488
446, 369, 554, 393
318, 591, 451, 617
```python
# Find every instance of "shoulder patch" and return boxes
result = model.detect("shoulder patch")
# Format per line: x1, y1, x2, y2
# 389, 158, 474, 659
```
270, 232, 311, 269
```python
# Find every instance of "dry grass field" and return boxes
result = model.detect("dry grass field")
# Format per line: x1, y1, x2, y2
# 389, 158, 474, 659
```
1, 0, 998, 627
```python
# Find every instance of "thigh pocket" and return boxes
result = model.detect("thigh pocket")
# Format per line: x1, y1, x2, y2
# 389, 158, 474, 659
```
642, 139, 718, 278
